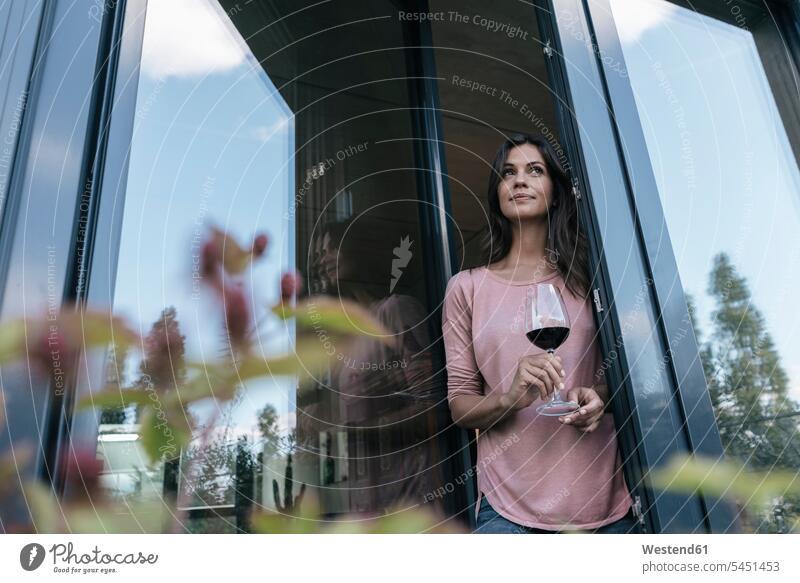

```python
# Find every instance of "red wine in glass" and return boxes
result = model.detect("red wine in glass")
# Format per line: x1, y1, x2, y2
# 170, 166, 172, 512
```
526, 327, 570, 351
525, 284, 579, 416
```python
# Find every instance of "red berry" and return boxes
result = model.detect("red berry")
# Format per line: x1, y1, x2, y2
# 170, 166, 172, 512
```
200, 240, 221, 279
224, 285, 250, 347
252, 233, 269, 258
280, 272, 301, 302
61, 446, 104, 502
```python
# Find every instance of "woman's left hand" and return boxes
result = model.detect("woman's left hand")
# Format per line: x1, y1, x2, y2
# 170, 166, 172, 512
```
558, 386, 606, 433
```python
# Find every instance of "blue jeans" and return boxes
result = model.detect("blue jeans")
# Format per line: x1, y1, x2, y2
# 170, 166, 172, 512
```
474, 494, 640, 534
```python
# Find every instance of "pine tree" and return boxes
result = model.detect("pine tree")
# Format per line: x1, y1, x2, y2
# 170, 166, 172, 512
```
695, 252, 800, 532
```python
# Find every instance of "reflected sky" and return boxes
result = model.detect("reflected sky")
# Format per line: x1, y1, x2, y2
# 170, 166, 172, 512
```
612, 0, 800, 400
113, 0, 296, 445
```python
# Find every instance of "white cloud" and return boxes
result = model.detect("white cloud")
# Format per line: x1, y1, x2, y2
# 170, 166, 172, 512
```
140, 0, 248, 79
611, 0, 678, 44
249, 118, 290, 143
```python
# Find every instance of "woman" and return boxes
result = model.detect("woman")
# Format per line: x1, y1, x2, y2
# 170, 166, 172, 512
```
442, 134, 635, 533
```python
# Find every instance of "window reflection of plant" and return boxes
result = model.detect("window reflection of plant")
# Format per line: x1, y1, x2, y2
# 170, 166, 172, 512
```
654, 252, 800, 533
0, 226, 401, 533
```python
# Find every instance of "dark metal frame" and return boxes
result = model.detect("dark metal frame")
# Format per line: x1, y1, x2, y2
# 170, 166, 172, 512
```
0, 0, 130, 527
0, 1, 46, 223
401, 0, 478, 529
533, 0, 648, 534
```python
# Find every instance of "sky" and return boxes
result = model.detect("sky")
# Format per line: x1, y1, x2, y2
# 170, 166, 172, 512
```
112, 0, 297, 452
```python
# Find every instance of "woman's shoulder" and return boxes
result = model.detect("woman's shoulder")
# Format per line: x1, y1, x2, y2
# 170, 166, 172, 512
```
446, 267, 484, 292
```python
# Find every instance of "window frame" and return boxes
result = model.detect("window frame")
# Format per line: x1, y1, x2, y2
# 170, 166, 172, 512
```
0, 0, 126, 527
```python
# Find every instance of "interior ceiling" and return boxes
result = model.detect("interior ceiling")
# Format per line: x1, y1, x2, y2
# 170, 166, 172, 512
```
430, 0, 560, 239
219, 0, 561, 258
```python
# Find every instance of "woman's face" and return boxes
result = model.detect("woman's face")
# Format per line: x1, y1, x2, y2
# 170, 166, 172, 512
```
496, 143, 555, 223
315, 232, 337, 284
314, 230, 354, 287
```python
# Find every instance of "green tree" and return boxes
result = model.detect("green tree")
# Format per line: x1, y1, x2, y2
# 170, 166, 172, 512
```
256, 403, 281, 460
694, 252, 800, 532
99, 342, 131, 425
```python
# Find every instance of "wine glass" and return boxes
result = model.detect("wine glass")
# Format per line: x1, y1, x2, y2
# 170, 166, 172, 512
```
525, 284, 579, 416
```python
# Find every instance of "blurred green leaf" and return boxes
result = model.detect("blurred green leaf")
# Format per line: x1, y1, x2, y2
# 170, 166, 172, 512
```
651, 454, 800, 509
326, 508, 447, 534
78, 312, 140, 350
77, 387, 153, 411
235, 339, 336, 381
0, 312, 139, 366
24, 482, 61, 534
251, 498, 465, 534
162, 373, 237, 405
65, 501, 166, 534
272, 297, 393, 345
250, 493, 322, 534
138, 407, 191, 464
249, 513, 322, 534
0, 319, 26, 364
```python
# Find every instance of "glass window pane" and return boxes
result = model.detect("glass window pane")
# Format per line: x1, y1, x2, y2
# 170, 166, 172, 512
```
96, 0, 466, 530
611, 0, 800, 532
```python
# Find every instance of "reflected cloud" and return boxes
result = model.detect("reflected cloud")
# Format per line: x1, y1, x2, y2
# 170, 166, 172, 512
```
611, 0, 677, 44
140, 0, 247, 79
249, 119, 292, 144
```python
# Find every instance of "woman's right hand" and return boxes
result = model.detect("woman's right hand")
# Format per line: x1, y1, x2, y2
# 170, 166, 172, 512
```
498, 353, 565, 412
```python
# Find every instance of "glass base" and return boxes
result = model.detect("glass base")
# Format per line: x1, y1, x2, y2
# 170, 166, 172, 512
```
536, 399, 580, 417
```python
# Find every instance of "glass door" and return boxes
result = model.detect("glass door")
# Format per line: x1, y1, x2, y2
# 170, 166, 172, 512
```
588, 0, 800, 532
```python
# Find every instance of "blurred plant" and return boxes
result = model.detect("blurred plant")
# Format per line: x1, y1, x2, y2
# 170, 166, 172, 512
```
650, 454, 800, 532
250, 493, 466, 534
0, 225, 393, 533
22, 444, 165, 534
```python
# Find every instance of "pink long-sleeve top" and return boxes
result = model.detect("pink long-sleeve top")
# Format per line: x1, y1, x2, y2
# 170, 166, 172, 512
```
442, 266, 632, 530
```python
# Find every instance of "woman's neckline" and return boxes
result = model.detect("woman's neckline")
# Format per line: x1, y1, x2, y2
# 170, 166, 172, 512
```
480, 265, 561, 286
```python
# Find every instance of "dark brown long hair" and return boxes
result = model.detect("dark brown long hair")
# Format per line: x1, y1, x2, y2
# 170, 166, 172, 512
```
481, 133, 590, 298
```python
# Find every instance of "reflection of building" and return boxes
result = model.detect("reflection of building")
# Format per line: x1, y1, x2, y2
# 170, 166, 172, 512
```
1, 0, 799, 534
293, 291, 449, 517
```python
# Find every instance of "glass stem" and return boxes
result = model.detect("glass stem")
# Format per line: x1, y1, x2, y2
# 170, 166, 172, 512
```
547, 349, 558, 402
